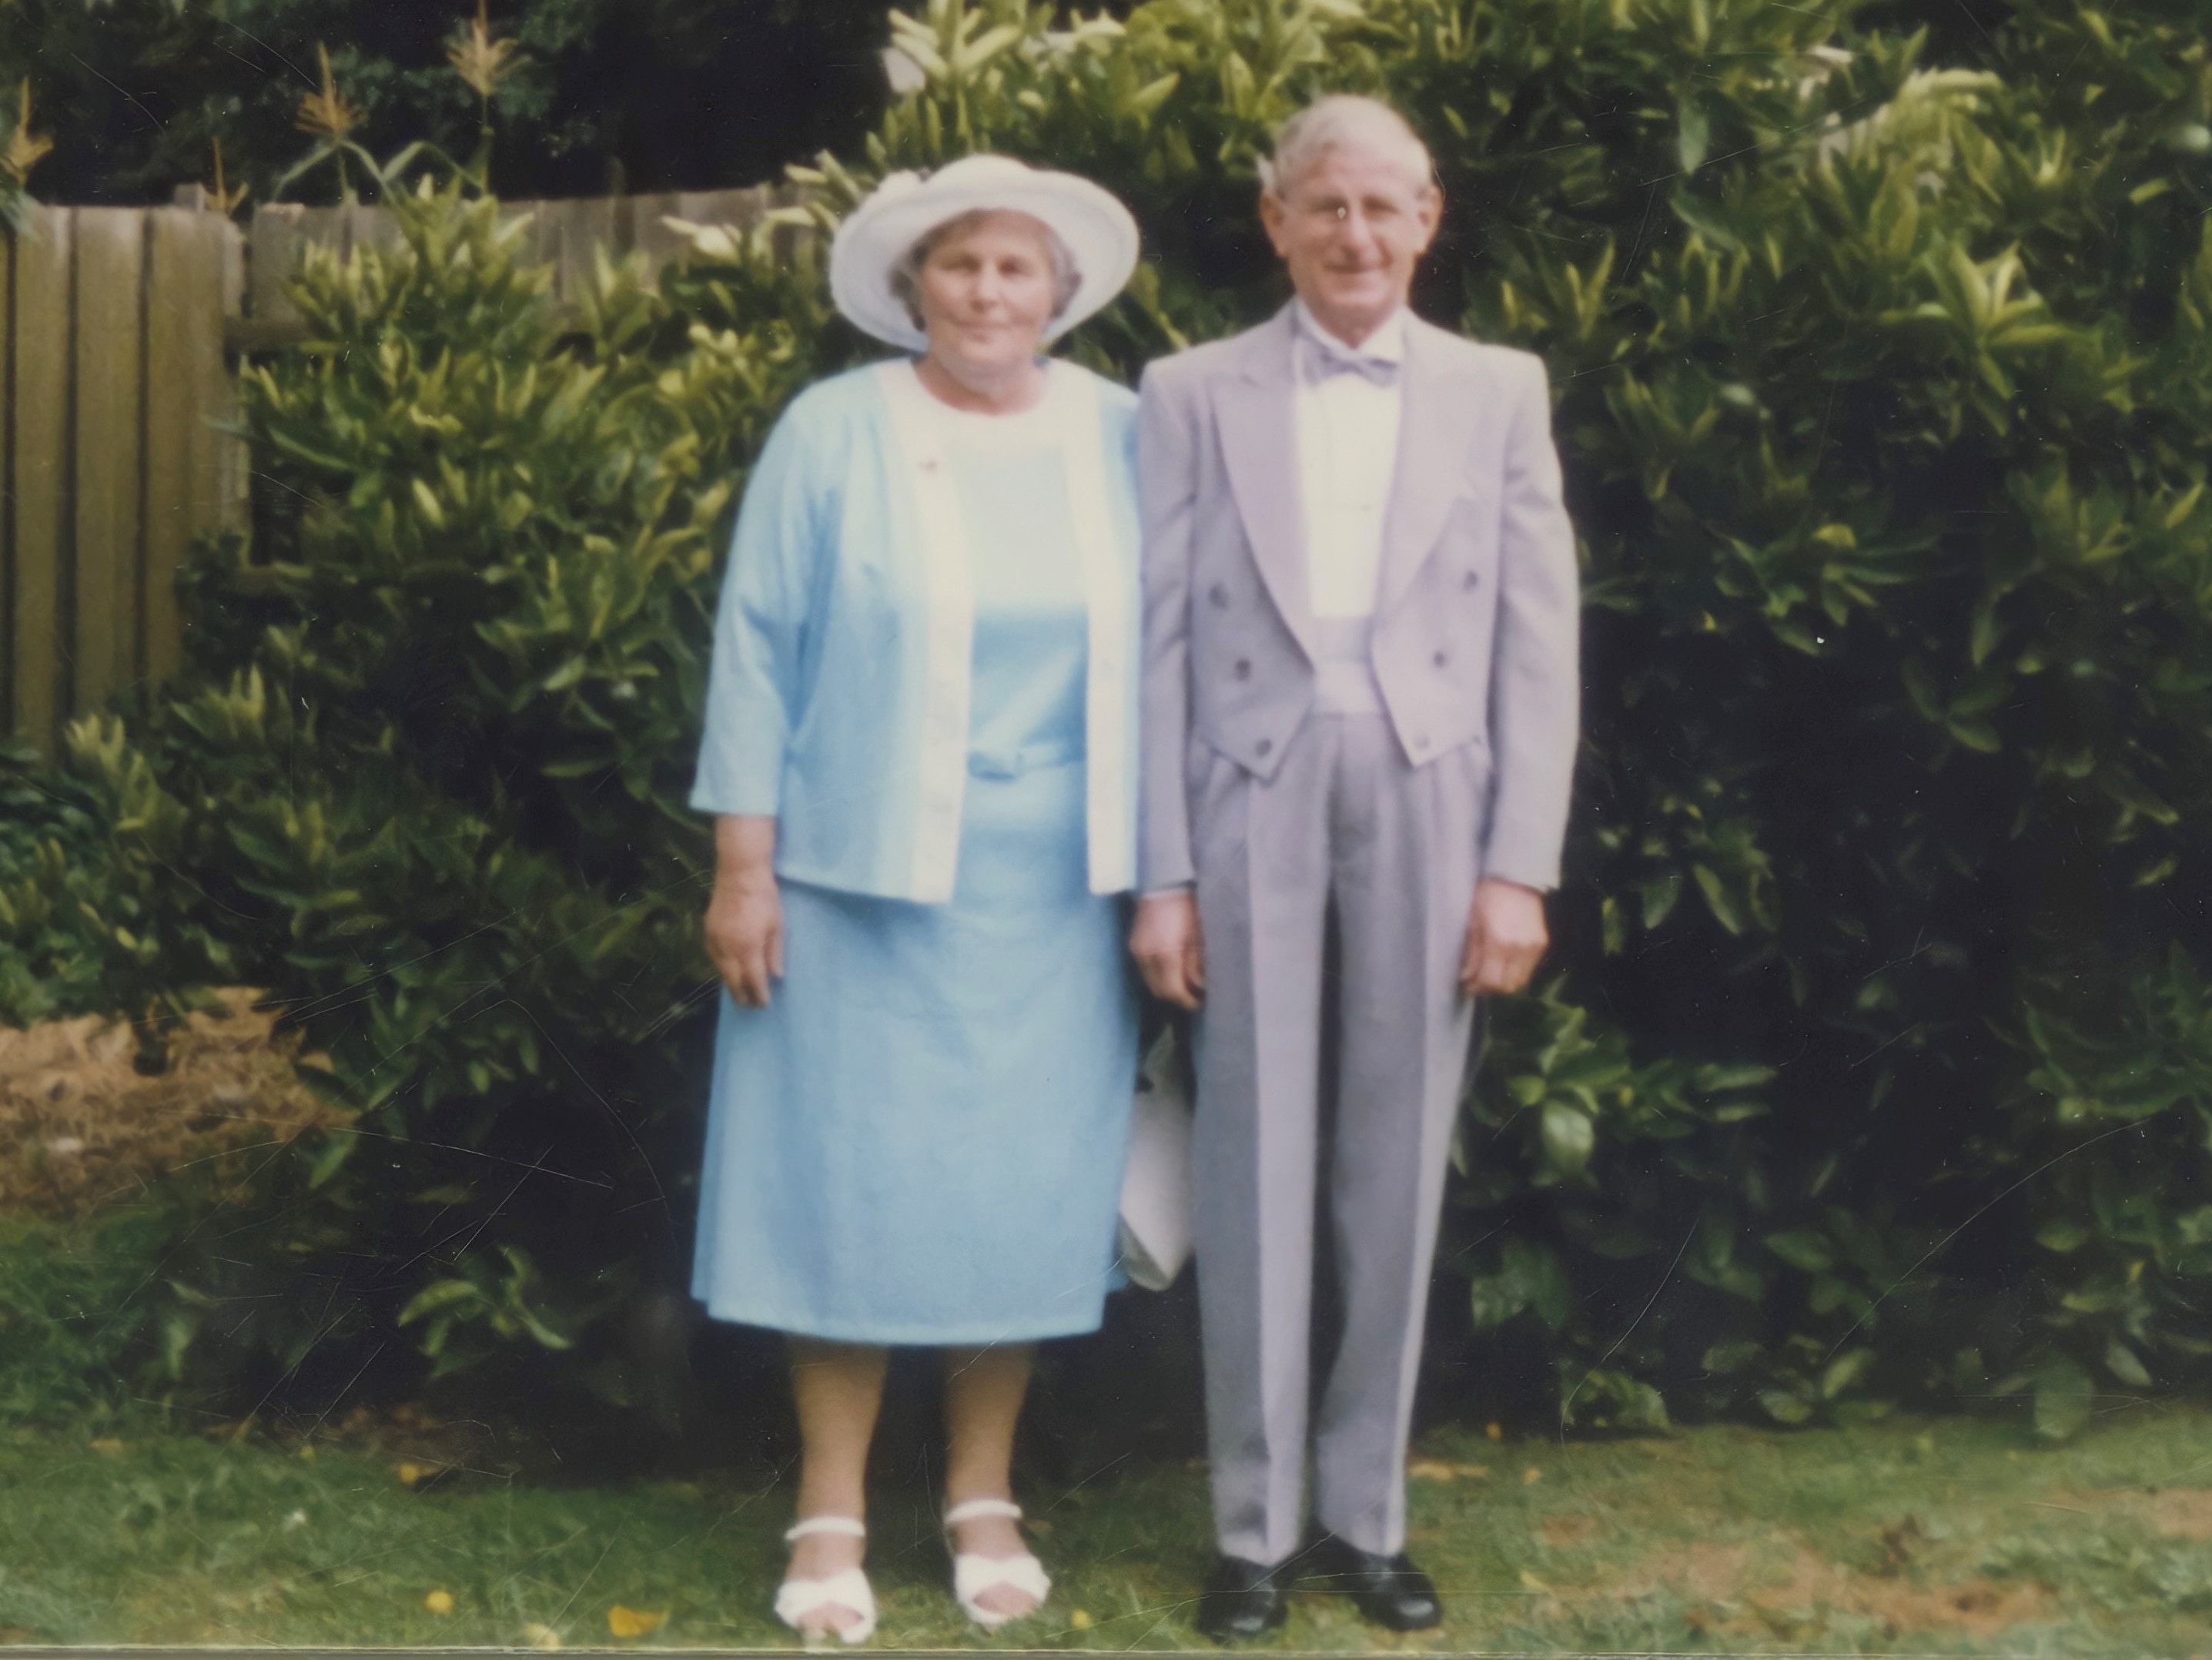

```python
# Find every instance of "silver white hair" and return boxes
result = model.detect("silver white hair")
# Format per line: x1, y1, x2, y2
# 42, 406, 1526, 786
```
886, 209, 1083, 330
1260, 95, 1437, 199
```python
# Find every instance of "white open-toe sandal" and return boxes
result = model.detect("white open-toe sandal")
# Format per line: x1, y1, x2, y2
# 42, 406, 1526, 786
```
774, 1516, 876, 1645
943, 1498, 1052, 1632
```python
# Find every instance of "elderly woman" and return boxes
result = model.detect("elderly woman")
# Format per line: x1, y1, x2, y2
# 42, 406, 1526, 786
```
688, 156, 1144, 1642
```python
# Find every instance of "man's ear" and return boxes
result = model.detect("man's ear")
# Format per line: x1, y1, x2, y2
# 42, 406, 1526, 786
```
1258, 189, 1289, 256
1415, 187, 1444, 253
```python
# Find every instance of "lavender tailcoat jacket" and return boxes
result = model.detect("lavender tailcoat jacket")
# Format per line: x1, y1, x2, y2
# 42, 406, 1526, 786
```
1135, 303, 1581, 893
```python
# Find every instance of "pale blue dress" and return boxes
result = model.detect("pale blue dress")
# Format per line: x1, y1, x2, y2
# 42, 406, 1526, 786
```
691, 386, 1140, 1344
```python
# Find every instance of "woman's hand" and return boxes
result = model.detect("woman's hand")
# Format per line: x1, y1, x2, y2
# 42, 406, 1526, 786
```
705, 815, 784, 1008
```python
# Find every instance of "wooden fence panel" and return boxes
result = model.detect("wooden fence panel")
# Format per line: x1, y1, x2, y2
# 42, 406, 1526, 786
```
0, 232, 11, 736
505, 199, 554, 279
625, 192, 685, 269
218, 208, 249, 537
550, 195, 620, 303
0, 233, 10, 736
768, 180, 819, 264
341, 200, 406, 265
4, 183, 798, 753
232, 185, 793, 351
143, 209, 232, 684
675, 187, 771, 247
248, 202, 348, 338
9, 208, 71, 752
521, 199, 567, 296
248, 202, 304, 332
72, 209, 147, 709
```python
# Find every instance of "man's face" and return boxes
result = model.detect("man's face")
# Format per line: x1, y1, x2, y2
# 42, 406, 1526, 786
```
1260, 145, 1441, 346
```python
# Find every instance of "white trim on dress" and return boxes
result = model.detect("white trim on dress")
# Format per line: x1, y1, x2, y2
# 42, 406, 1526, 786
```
875, 360, 976, 904
874, 357, 1133, 900
1054, 368, 1136, 895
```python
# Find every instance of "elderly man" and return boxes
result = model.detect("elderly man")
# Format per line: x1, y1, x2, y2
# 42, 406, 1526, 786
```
1130, 95, 1580, 1640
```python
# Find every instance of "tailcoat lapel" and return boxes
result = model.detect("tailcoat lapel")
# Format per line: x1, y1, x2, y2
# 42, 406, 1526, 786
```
1373, 315, 1480, 618
1216, 306, 1315, 658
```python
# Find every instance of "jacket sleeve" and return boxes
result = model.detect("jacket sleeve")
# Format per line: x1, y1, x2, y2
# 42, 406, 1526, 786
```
691, 400, 824, 817
1481, 354, 1581, 892
1136, 361, 1200, 890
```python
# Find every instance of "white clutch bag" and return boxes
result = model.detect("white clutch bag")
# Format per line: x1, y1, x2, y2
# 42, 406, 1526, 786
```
1118, 1022, 1195, 1292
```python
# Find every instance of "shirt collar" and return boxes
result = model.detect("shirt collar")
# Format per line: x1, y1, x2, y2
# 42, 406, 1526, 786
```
1292, 298, 1407, 366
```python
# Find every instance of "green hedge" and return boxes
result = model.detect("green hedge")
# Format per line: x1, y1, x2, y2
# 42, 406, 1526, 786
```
0, 0, 889, 206
0, 1213, 163, 1425
28, 194, 844, 1407
17, 0, 2212, 1436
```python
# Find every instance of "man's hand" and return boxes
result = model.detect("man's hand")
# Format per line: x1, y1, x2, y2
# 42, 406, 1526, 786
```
1130, 889, 1206, 1010
1461, 878, 1548, 999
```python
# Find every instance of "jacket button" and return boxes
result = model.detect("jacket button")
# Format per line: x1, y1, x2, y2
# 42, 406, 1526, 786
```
1462, 570, 1479, 590
1432, 649, 1451, 668
1255, 738, 1273, 758
1210, 584, 1230, 608
1233, 658, 1252, 681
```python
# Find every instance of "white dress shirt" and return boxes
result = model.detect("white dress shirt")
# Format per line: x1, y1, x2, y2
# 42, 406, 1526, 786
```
1291, 299, 1406, 621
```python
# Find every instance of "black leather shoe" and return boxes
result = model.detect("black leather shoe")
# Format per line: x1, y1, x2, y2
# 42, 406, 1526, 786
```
1196, 1555, 1291, 1642
1297, 1532, 1442, 1631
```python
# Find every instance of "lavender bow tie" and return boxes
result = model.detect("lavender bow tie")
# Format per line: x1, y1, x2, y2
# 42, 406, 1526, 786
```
1299, 331, 1400, 387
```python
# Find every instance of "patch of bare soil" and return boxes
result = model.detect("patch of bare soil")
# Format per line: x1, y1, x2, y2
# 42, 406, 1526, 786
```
2049, 1484, 2212, 1540
0, 989, 345, 1214
2149, 1488, 2212, 1539
1611, 1525, 2054, 1640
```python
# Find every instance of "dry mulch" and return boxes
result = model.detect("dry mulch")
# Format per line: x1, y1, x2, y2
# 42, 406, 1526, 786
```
1517, 1505, 2063, 1643
2050, 1483, 2212, 1540
1622, 1533, 2055, 1640
0, 989, 346, 1214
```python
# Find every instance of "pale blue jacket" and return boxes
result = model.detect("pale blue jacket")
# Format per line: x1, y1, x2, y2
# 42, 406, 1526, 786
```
692, 358, 1143, 902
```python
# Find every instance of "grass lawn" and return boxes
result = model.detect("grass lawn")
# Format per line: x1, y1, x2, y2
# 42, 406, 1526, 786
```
2, 1401, 2210, 1652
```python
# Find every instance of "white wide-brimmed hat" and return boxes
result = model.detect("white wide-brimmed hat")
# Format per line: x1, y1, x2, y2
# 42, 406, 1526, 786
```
829, 154, 1140, 353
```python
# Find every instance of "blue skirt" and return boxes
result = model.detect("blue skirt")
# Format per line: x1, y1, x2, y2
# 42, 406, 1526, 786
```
691, 750, 1139, 1344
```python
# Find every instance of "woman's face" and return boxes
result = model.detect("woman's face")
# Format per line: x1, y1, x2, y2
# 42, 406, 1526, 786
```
915, 211, 1059, 380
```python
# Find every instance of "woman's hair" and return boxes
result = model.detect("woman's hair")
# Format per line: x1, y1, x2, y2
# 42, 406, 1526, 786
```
1260, 95, 1435, 200
887, 209, 1083, 330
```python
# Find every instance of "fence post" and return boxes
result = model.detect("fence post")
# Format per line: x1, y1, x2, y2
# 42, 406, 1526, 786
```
72, 208, 148, 711
9, 208, 72, 754
143, 208, 236, 684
